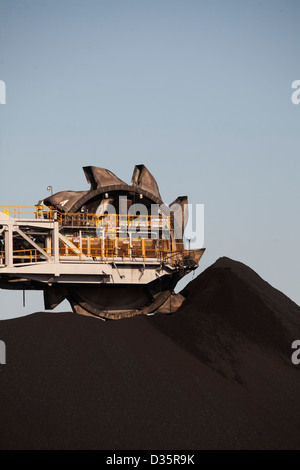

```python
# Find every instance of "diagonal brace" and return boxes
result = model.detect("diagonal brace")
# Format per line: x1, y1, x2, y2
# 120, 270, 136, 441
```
14, 227, 53, 262
58, 233, 89, 260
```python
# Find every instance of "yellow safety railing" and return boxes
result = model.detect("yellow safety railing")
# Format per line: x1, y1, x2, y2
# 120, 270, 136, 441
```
0, 240, 197, 268
0, 205, 54, 220
163, 249, 198, 267
0, 207, 171, 230
58, 212, 171, 231
13, 249, 38, 264
58, 236, 170, 259
58, 237, 196, 266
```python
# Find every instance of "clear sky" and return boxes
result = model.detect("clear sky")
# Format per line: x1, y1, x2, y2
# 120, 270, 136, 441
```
0, 0, 299, 319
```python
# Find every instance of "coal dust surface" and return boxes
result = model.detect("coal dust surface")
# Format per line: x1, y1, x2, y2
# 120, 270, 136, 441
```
0, 257, 300, 450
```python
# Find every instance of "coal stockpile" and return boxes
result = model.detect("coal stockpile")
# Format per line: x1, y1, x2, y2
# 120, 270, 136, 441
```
0, 257, 300, 450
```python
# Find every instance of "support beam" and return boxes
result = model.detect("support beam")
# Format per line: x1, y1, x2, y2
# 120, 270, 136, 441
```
52, 221, 60, 264
4, 226, 13, 267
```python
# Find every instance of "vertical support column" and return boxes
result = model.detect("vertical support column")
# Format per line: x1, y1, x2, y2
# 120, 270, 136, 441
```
87, 237, 90, 258
4, 225, 13, 267
52, 219, 60, 264
79, 230, 82, 262
46, 235, 52, 257
102, 229, 105, 258
129, 232, 132, 258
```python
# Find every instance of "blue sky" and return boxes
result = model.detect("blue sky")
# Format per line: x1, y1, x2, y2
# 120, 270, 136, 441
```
0, 0, 299, 318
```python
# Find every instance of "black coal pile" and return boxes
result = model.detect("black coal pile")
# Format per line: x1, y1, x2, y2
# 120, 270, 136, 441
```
0, 257, 299, 450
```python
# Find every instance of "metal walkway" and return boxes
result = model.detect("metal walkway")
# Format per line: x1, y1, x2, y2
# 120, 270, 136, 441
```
0, 205, 200, 286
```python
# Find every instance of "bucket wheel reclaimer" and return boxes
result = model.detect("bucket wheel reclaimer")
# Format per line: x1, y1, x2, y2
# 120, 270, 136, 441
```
0, 165, 205, 320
